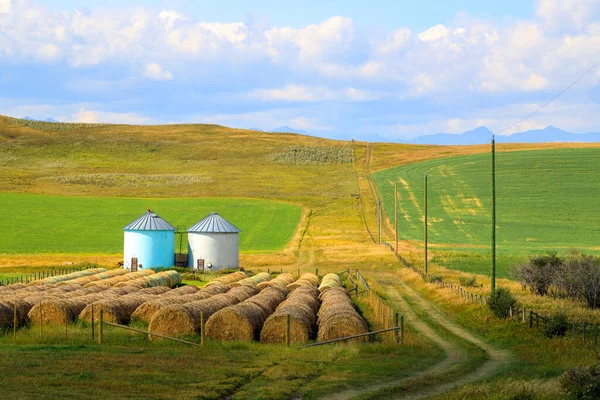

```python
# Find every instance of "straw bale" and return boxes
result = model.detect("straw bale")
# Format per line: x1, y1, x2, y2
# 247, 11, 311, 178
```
229, 272, 271, 288
257, 273, 296, 290
206, 286, 289, 341
260, 285, 320, 343
287, 273, 320, 290
131, 285, 221, 323
204, 271, 247, 287
78, 286, 173, 324
318, 273, 342, 293
28, 268, 107, 286
201, 282, 230, 295
148, 285, 258, 338
83, 270, 155, 288
112, 271, 181, 289
316, 286, 368, 343
56, 269, 128, 286
27, 286, 141, 325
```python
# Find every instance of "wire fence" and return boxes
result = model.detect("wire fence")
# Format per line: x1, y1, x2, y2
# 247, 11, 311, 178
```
0, 266, 91, 286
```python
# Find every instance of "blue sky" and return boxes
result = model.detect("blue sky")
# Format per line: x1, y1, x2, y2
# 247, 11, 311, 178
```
0, 0, 599, 140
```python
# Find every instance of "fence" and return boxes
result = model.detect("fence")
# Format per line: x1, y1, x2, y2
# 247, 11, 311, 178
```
0, 266, 89, 286
355, 270, 404, 344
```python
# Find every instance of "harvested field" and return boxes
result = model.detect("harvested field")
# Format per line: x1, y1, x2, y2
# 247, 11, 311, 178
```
204, 271, 247, 287
29, 268, 107, 286
230, 272, 271, 288
56, 269, 128, 286
288, 273, 319, 290
113, 271, 182, 288
84, 270, 155, 287
261, 285, 320, 344
28, 286, 141, 325
206, 286, 289, 341
257, 273, 295, 290
148, 285, 259, 338
78, 286, 172, 324
317, 286, 368, 343
318, 273, 342, 293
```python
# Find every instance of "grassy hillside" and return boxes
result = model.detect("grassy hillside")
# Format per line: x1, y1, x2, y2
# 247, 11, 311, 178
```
0, 193, 301, 254
374, 148, 600, 277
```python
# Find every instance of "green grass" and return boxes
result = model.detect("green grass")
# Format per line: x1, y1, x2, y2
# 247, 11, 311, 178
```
0, 193, 301, 254
374, 148, 600, 277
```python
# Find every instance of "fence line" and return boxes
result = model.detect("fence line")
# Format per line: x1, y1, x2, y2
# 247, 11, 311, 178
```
0, 266, 91, 286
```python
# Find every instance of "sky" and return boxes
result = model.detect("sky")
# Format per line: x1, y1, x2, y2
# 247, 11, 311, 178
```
0, 0, 599, 140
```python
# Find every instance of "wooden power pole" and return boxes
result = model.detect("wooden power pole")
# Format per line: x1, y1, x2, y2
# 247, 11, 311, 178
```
395, 182, 398, 253
424, 174, 428, 275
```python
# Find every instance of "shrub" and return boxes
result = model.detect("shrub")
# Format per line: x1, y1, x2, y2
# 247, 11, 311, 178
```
488, 288, 516, 319
428, 274, 443, 283
543, 313, 570, 338
560, 363, 600, 399
511, 253, 563, 296
459, 275, 478, 287
267, 146, 354, 165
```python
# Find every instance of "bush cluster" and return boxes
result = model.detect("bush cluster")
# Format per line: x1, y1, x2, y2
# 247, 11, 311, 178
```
543, 313, 570, 338
267, 146, 354, 165
512, 252, 600, 309
488, 288, 517, 319
11, 118, 108, 131
459, 275, 478, 287
41, 173, 212, 188
560, 363, 600, 399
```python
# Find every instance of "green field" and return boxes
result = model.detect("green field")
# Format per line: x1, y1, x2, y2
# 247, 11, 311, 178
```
0, 193, 301, 254
374, 148, 600, 277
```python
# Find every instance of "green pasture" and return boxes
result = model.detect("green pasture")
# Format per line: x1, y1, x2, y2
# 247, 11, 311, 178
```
0, 193, 301, 254
374, 148, 600, 277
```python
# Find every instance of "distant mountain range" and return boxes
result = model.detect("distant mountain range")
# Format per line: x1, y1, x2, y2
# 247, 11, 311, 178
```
23, 116, 58, 122
404, 126, 600, 145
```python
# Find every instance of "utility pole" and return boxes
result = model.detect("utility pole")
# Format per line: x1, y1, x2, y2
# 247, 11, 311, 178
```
395, 182, 398, 254
378, 196, 382, 244
491, 136, 497, 296
424, 174, 428, 275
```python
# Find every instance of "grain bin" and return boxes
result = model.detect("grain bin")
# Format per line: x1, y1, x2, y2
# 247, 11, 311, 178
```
123, 208, 176, 270
187, 212, 240, 271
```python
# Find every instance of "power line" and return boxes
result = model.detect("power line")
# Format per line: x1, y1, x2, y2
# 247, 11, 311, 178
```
496, 59, 600, 135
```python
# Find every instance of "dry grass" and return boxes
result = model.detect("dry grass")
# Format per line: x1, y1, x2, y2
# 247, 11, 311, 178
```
206, 286, 289, 341
148, 285, 259, 338
261, 285, 320, 344
317, 286, 368, 342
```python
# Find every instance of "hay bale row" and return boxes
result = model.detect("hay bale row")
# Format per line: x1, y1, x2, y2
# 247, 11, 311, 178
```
257, 273, 296, 290
56, 269, 129, 286
229, 272, 271, 288
261, 285, 320, 344
28, 268, 107, 286
288, 273, 320, 290
131, 284, 227, 324
148, 285, 259, 338
317, 286, 368, 343
27, 286, 142, 325
204, 271, 247, 287
83, 270, 155, 288
0, 283, 27, 292
206, 286, 290, 341
318, 273, 342, 293
1, 284, 107, 326
78, 286, 172, 324
113, 271, 182, 289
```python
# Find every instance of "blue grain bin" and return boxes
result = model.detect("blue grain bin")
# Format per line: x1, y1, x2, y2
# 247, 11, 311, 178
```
123, 208, 176, 270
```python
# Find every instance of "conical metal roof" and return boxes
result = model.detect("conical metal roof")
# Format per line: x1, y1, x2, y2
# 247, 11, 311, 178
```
123, 209, 176, 231
188, 212, 241, 233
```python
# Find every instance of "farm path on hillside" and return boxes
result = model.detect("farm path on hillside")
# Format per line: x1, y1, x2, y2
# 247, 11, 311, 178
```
323, 272, 510, 400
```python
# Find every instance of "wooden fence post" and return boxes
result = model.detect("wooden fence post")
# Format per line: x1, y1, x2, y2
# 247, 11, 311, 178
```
65, 312, 68, 341
91, 304, 95, 341
99, 309, 103, 345
401, 316, 405, 344
315, 268, 318, 277
529, 311, 533, 328
286, 314, 291, 348
522, 308, 526, 324
297, 268, 300, 277
394, 313, 400, 344
200, 312, 205, 347
13, 303, 17, 341
39, 302, 43, 339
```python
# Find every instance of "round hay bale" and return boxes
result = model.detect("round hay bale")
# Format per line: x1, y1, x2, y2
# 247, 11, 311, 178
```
318, 273, 342, 293
204, 271, 247, 287
28, 268, 107, 286
258, 273, 296, 290
261, 285, 320, 344
229, 272, 271, 288
316, 286, 368, 343
287, 273, 319, 290
83, 270, 155, 288
148, 285, 259, 339
201, 282, 230, 295
206, 286, 289, 341
130, 285, 211, 323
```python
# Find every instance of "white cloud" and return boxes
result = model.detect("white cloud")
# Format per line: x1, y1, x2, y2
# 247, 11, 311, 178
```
72, 107, 154, 124
418, 24, 449, 42
143, 62, 173, 80
247, 85, 380, 102
0, 0, 10, 14
536, 0, 599, 30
